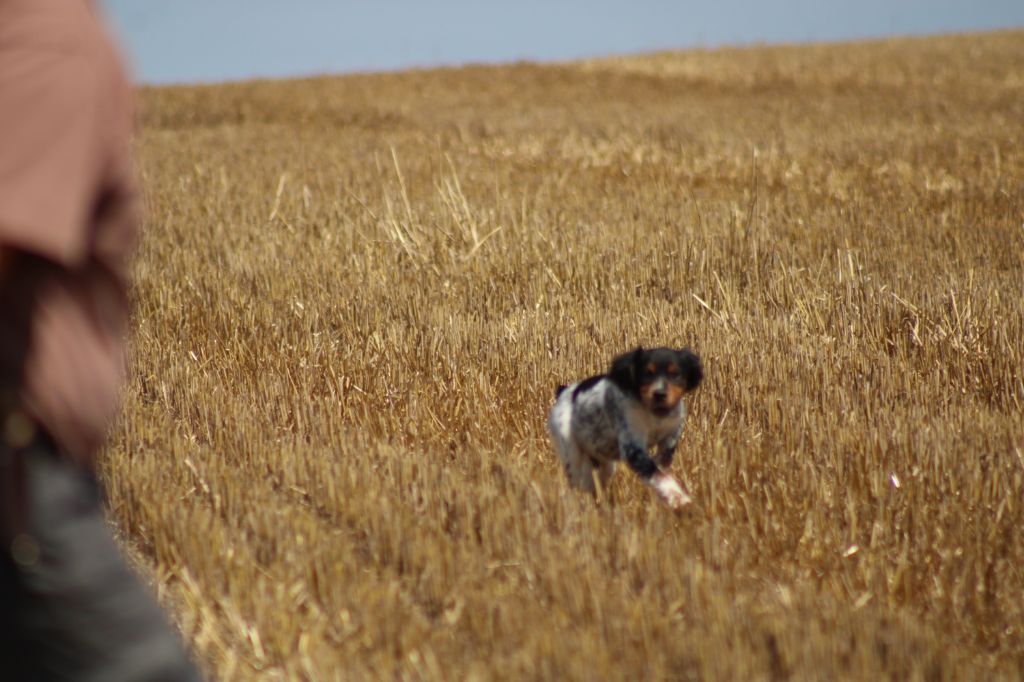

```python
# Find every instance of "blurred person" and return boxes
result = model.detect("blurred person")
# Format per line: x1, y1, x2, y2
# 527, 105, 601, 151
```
0, 1, 202, 679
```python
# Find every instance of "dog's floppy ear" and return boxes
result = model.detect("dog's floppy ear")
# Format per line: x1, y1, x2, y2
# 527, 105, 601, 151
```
609, 347, 643, 392
676, 348, 703, 392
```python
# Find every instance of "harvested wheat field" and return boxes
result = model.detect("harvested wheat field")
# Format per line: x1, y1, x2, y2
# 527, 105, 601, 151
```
103, 30, 1024, 680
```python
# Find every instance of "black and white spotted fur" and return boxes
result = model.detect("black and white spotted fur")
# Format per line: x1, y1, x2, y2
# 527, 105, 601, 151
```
547, 347, 703, 509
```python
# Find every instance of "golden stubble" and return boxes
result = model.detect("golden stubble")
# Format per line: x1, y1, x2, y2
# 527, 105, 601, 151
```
100, 30, 1024, 681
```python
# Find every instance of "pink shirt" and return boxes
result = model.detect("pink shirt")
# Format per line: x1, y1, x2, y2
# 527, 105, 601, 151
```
0, 0, 138, 464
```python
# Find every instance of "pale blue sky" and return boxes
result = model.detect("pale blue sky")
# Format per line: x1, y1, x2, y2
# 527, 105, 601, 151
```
99, 1, 1024, 85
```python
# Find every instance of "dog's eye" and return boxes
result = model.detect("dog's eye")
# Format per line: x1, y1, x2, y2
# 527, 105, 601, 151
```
667, 364, 679, 377
646, 363, 657, 375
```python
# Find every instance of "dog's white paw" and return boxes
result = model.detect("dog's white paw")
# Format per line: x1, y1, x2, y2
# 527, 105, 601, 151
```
650, 472, 692, 510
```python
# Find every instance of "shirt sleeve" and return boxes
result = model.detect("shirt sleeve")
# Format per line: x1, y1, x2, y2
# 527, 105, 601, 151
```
0, 46, 102, 267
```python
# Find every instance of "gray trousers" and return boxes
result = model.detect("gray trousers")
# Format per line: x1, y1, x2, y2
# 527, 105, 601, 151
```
0, 434, 202, 682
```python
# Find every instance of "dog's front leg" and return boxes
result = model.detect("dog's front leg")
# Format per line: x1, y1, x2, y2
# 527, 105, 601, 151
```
618, 433, 691, 509
654, 431, 680, 469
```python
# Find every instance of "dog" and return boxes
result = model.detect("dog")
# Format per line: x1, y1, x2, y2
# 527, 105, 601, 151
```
547, 346, 703, 509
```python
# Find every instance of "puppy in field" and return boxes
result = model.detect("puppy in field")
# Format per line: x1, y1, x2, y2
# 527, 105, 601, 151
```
548, 347, 703, 509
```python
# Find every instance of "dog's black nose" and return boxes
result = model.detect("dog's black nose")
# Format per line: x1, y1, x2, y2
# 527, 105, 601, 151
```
653, 389, 668, 403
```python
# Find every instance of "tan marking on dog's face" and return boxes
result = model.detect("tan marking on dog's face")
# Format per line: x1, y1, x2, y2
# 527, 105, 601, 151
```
639, 382, 657, 408
663, 384, 684, 409
639, 379, 685, 413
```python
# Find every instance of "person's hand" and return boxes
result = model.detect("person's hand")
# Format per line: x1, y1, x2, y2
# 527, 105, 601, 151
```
649, 471, 692, 510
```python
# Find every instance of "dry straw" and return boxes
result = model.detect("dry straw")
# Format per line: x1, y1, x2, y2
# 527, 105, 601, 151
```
104, 31, 1024, 680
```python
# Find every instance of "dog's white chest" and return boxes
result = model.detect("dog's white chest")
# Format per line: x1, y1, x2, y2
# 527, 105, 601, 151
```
620, 399, 685, 446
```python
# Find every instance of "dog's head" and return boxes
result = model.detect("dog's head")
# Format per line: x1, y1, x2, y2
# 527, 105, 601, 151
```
609, 346, 702, 416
